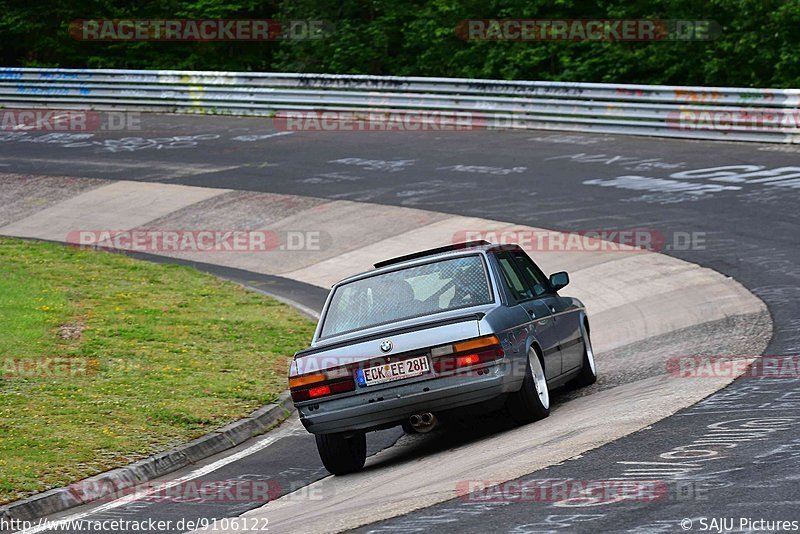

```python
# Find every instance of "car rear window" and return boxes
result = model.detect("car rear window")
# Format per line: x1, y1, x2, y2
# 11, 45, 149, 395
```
319, 254, 493, 338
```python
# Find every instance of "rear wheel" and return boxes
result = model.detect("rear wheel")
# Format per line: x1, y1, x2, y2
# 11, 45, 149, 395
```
568, 322, 597, 388
315, 431, 366, 475
506, 347, 550, 424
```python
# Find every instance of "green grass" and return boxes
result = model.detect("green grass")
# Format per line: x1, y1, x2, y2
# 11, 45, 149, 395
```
0, 237, 315, 504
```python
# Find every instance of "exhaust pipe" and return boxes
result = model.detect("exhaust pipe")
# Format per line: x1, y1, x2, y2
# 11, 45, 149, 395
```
409, 412, 438, 433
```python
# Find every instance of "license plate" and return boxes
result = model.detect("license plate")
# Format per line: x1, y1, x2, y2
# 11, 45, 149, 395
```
357, 355, 430, 386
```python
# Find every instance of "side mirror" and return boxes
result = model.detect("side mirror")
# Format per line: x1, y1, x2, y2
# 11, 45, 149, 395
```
549, 271, 569, 291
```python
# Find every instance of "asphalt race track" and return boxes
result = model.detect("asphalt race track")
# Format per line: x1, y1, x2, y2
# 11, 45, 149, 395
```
1, 114, 798, 533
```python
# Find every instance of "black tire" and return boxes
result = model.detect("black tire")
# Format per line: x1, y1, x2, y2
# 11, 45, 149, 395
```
315, 431, 367, 475
568, 322, 597, 389
505, 348, 550, 424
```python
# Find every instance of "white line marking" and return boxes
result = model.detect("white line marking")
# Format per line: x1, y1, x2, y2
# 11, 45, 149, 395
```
232, 132, 295, 142
14, 418, 303, 534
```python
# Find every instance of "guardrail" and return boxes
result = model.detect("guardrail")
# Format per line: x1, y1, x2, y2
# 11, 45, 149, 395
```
2, 67, 799, 143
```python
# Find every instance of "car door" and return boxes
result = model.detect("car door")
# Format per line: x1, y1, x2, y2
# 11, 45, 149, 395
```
509, 249, 584, 372
493, 250, 562, 379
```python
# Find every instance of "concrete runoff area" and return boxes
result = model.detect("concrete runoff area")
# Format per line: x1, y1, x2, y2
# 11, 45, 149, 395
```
0, 177, 764, 356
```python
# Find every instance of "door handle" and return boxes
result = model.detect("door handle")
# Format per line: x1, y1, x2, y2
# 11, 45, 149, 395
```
527, 308, 536, 318
548, 305, 556, 313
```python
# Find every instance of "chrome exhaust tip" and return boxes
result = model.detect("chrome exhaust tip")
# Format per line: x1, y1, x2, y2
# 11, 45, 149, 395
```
409, 412, 438, 433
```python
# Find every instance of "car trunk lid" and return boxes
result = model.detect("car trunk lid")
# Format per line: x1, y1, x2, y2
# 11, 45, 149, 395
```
293, 313, 483, 375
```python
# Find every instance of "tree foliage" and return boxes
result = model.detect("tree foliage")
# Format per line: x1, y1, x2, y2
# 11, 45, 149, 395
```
1, 0, 797, 87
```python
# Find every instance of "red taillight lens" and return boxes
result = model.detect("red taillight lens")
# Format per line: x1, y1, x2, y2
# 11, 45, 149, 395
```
457, 353, 480, 367
433, 347, 504, 373
290, 366, 356, 402
308, 385, 331, 398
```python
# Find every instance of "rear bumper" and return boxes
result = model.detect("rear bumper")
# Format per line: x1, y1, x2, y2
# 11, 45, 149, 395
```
296, 362, 522, 434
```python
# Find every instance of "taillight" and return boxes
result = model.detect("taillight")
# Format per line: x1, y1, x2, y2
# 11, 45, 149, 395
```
457, 353, 480, 367
432, 334, 504, 374
289, 372, 326, 388
454, 336, 500, 353
308, 385, 331, 398
290, 368, 355, 402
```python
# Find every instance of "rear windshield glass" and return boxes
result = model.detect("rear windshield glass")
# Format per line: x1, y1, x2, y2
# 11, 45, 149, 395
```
319, 254, 493, 338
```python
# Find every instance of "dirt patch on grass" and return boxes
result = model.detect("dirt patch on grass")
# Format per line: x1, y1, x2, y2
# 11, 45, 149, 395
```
58, 320, 86, 340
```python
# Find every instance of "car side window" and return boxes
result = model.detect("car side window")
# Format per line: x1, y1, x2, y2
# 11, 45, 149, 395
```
510, 250, 551, 296
495, 252, 534, 301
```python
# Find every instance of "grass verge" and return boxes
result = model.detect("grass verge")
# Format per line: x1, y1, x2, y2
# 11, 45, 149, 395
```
0, 237, 315, 504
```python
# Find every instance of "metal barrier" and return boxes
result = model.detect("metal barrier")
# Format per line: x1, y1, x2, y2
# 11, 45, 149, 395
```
2, 67, 799, 143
